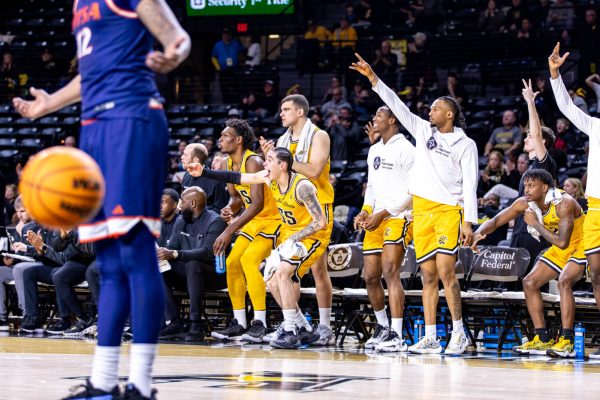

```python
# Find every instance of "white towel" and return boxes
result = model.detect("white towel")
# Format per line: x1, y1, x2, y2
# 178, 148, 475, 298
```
276, 119, 317, 163
262, 240, 308, 282
527, 188, 564, 241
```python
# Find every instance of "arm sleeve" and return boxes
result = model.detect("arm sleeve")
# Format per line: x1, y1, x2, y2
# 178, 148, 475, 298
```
372, 79, 430, 141
460, 141, 480, 224
201, 168, 242, 185
550, 75, 595, 136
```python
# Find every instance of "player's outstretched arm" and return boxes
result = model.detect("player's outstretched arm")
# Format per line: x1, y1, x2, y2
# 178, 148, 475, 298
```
350, 53, 429, 139
472, 198, 527, 250
137, 0, 191, 74
12, 75, 82, 120
288, 180, 327, 242
187, 163, 269, 185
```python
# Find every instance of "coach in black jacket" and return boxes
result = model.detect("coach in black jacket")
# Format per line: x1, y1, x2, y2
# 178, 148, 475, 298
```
157, 186, 227, 341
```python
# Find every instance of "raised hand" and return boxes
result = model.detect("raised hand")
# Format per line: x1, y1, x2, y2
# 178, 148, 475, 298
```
259, 136, 275, 156
364, 121, 380, 144
349, 53, 377, 83
548, 42, 570, 78
521, 79, 539, 103
12, 87, 51, 120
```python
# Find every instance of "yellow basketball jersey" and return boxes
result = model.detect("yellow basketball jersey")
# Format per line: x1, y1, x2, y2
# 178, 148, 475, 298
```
270, 172, 313, 231
227, 150, 279, 221
288, 128, 334, 205
542, 196, 585, 245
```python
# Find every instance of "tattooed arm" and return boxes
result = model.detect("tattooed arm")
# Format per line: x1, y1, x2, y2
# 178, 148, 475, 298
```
137, 0, 191, 74
524, 197, 576, 250
288, 180, 327, 242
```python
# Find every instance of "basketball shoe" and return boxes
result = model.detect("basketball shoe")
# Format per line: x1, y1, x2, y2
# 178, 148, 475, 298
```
408, 336, 442, 354
547, 336, 575, 358
376, 329, 407, 352
365, 325, 390, 349
513, 335, 554, 355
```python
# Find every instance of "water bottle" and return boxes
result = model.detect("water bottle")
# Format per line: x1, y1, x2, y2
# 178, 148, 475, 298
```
215, 254, 226, 274
304, 312, 312, 324
414, 317, 424, 341
574, 323, 586, 359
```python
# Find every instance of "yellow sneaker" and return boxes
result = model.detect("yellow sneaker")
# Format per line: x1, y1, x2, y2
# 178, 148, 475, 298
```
547, 336, 575, 358
513, 335, 555, 355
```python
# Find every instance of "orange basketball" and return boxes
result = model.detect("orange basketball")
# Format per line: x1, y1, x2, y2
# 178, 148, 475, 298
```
19, 146, 105, 229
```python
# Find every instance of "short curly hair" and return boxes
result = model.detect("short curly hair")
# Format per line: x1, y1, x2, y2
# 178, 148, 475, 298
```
225, 118, 256, 150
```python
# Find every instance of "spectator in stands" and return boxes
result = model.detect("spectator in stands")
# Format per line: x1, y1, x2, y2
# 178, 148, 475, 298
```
321, 88, 353, 124
323, 76, 348, 103
535, 76, 560, 123
0, 52, 20, 101
501, 0, 529, 33
353, 88, 379, 117
333, 16, 358, 49
304, 20, 332, 44
158, 186, 227, 341
478, 150, 509, 197
245, 35, 262, 68
329, 111, 361, 161
403, 32, 432, 87
546, 0, 574, 36
242, 80, 279, 118
34, 48, 60, 89
64, 135, 76, 147
578, 9, 600, 86
563, 177, 587, 211
180, 143, 229, 213
211, 28, 244, 103
506, 152, 529, 190
344, 2, 357, 24
372, 40, 398, 87
477, 193, 508, 245
349, 79, 365, 106
478, 0, 506, 34
553, 117, 579, 152
439, 72, 468, 106
210, 152, 228, 171
484, 110, 522, 156
514, 18, 539, 56
158, 189, 180, 248
568, 88, 588, 114
531, 0, 551, 31
4, 183, 17, 226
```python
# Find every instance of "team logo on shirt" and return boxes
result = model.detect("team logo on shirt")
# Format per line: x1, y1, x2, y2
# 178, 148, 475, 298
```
426, 136, 437, 150
373, 156, 381, 170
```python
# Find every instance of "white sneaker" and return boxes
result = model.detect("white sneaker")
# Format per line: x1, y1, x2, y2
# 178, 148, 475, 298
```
445, 330, 468, 355
313, 324, 336, 346
82, 324, 97, 338
408, 336, 442, 354
262, 324, 284, 343
375, 329, 407, 353
365, 324, 390, 349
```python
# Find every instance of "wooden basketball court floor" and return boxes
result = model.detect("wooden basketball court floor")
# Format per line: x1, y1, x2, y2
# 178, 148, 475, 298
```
1, 333, 599, 399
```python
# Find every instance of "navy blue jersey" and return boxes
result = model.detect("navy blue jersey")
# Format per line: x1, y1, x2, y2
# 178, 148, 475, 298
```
72, 0, 160, 119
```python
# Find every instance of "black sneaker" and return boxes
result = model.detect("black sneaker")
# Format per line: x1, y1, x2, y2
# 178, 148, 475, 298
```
0, 318, 8, 331
159, 319, 186, 340
241, 320, 266, 343
123, 326, 133, 338
64, 318, 93, 337
185, 322, 205, 342
19, 316, 44, 333
211, 318, 246, 340
298, 326, 320, 345
270, 328, 301, 349
62, 378, 120, 399
121, 383, 157, 400
46, 318, 72, 334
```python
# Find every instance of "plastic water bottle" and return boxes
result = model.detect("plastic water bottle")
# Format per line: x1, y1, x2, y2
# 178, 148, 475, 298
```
575, 323, 586, 359
414, 317, 424, 341
304, 312, 312, 324
215, 254, 226, 274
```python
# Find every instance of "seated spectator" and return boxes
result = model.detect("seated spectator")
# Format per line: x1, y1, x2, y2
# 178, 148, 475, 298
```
210, 152, 228, 171
332, 16, 358, 50
180, 143, 229, 212
0, 52, 21, 101
158, 189, 180, 248
33, 48, 61, 89
372, 40, 397, 85
157, 187, 227, 341
478, 0, 505, 34
439, 72, 468, 106
304, 20, 332, 44
553, 117, 578, 152
353, 89, 379, 117
563, 177, 587, 211
501, 0, 529, 33
477, 193, 508, 245
484, 110, 522, 156
329, 112, 361, 161
568, 88, 588, 114
321, 88, 352, 123
478, 150, 510, 197
242, 80, 279, 118
403, 32, 432, 88
4, 183, 17, 226
504, 152, 529, 190
323, 76, 348, 103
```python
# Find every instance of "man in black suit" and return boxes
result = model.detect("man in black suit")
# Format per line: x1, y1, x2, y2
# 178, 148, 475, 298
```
157, 186, 227, 341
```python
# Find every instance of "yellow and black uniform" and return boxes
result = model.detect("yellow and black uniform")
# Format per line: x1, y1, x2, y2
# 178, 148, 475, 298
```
538, 199, 586, 274
584, 197, 600, 256
225, 150, 281, 311
289, 137, 334, 244
363, 219, 413, 255
271, 172, 330, 281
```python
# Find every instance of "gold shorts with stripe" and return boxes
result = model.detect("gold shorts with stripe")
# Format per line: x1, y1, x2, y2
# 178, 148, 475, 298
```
412, 196, 462, 264
363, 218, 412, 255
238, 218, 282, 248
278, 203, 333, 282
539, 240, 587, 274
584, 197, 600, 256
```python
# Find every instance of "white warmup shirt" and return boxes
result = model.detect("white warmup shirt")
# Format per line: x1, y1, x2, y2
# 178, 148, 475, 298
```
551, 75, 600, 201
373, 79, 479, 223
363, 133, 415, 218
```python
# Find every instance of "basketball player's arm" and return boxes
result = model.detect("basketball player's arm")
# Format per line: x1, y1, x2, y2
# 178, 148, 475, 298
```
549, 44, 595, 136
522, 79, 547, 160
137, 0, 191, 74
288, 181, 327, 242
472, 198, 528, 249
187, 163, 270, 185
213, 157, 266, 256
524, 199, 575, 250
292, 130, 330, 179
12, 75, 81, 120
